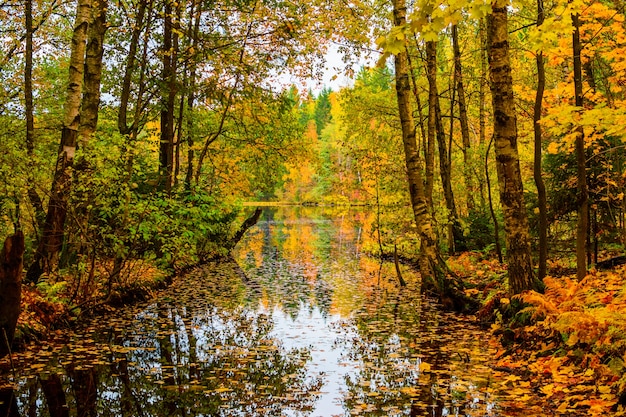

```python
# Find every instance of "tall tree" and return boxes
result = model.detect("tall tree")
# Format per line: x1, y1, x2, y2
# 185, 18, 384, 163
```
314, 87, 333, 136
184, 0, 203, 190
486, 0, 540, 294
27, 0, 97, 282
452, 24, 475, 213
426, 38, 465, 253
478, 18, 488, 208
117, 0, 152, 137
572, 8, 588, 280
159, 0, 178, 192
24, 0, 45, 231
391, 0, 471, 310
425, 40, 437, 206
393, 0, 445, 281
79, 0, 107, 142
534, 0, 548, 280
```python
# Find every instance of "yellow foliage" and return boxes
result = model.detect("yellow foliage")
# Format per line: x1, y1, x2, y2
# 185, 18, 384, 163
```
546, 142, 560, 155
515, 270, 626, 370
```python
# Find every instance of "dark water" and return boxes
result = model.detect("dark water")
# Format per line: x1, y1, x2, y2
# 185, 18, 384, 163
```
1, 206, 531, 416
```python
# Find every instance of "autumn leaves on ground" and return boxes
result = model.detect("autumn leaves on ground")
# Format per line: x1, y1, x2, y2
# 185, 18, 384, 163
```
2, 0, 626, 415
450, 254, 626, 416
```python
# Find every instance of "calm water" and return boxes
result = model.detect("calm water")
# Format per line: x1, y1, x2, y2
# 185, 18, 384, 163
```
1, 206, 534, 416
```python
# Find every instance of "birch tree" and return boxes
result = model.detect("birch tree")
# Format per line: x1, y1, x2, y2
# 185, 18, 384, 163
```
27, 0, 107, 282
486, 0, 540, 294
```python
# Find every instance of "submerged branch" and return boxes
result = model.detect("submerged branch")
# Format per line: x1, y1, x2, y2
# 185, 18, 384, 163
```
226, 207, 263, 251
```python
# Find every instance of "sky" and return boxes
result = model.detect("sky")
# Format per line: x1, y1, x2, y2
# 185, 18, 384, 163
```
300, 43, 378, 94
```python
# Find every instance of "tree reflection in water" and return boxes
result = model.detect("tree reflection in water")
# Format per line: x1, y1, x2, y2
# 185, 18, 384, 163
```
3, 261, 322, 416
3, 207, 528, 416
336, 282, 498, 416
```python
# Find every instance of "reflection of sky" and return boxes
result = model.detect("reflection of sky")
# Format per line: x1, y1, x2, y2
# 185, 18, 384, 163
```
265, 303, 359, 417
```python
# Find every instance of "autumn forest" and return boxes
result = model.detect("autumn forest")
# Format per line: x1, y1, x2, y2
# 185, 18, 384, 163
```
1, 0, 626, 415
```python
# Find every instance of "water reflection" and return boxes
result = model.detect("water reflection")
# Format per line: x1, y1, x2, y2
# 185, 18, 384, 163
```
3, 207, 527, 416
235, 207, 502, 416
337, 285, 498, 416
3, 260, 322, 416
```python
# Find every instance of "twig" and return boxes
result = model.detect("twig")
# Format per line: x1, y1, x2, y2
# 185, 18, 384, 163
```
2, 329, 16, 381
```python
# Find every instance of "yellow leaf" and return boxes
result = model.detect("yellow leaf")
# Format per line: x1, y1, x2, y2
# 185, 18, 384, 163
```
419, 361, 431, 372
464, 288, 479, 296
547, 142, 560, 154
557, 401, 570, 412
566, 331, 579, 346
399, 386, 419, 396
540, 383, 555, 396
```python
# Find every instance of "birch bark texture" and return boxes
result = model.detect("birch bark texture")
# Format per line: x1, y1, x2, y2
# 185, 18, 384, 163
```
27, 0, 107, 282
486, 0, 538, 294
391, 0, 447, 288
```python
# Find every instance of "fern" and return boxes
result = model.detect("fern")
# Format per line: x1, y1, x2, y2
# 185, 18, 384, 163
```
515, 290, 560, 319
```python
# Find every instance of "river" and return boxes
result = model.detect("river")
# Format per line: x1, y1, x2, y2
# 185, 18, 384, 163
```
1, 206, 535, 416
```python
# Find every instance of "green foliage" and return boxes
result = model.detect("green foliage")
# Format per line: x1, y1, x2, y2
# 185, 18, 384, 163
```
36, 280, 69, 304
464, 209, 498, 252
314, 87, 333, 136
51, 126, 244, 285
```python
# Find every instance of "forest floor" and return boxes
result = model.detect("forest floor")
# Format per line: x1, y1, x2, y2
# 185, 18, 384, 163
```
14, 252, 626, 416
448, 251, 626, 416
15, 259, 168, 348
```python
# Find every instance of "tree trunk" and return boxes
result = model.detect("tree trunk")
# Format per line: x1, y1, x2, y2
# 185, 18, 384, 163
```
427, 39, 465, 253
534, 0, 548, 281
159, 0, 177, 192
478, 18, 488, 209
185, 0, 202, 190
70, 367, 98, 417
425, 40, 437, 206
79, 0, 107, 143
40, 374, 70, 417
172, 0, 184, 190
114, 0, 154, 285
573, 11, 588, 281
436, 93, 465, 253
226, 207, 263, 251
395, 25, 441, 281
452, 24, 475, 213
487, 1, 539, 294
0, 231, 24, 358
25, 0, 45, 232
26, 0, 93, 283
392, 0, 473, 311
486, 135, 503, 263
118, 0, 149, 136
407, 41, 428, 175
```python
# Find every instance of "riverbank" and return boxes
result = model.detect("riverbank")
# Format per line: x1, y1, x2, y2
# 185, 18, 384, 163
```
14, 259, 169, 348
492, 266, 626, 416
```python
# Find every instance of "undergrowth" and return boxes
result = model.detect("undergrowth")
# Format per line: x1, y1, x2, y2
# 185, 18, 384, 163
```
491, 266, 626, 416
15, 258, 167, 346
